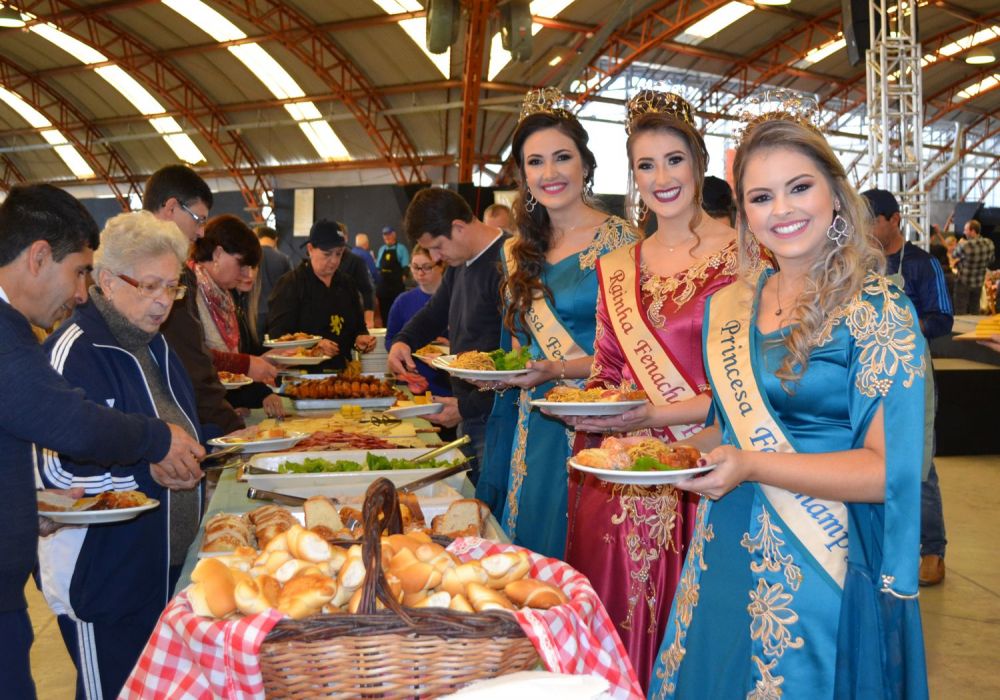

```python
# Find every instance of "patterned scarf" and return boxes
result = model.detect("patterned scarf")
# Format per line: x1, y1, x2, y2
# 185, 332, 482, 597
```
190, 260, 239, 352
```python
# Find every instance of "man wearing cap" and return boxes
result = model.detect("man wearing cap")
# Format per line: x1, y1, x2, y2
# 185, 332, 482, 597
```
863, 188, 954, 587
375, 225, 410, 323
266, 220, 376, 371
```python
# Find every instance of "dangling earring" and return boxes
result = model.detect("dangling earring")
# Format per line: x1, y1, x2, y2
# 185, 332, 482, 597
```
826, 200, 851, 246
524, 190, 537, 213
584, 181, 594, 199
637, 198, 648, 220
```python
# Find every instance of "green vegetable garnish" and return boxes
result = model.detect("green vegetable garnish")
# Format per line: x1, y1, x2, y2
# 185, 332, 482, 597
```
629, 456, 681, 472
277, 455, 462, 474
489, 347, 533, 370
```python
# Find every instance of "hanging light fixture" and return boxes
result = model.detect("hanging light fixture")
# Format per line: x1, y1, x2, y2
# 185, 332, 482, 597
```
966, 46, 996, 65
0, 3, 25, 27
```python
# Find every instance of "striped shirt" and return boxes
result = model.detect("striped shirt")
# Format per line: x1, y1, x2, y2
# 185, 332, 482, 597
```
953, 236, 995, 287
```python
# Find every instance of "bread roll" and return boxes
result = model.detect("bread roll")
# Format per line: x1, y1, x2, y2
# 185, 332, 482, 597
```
504, 578, 569, 609
277, 573, 337, 620
304, 496, 344, 533
234, 575, 280, 615
449, 593, 474, 613
273, 558, 320, 584
285, 524, 332, 563
189, 558, 237, 618
412, 590, 451, 609
481, 551, 531, 589
466, 582, 515, 612
394, 561, 443, 594
440, 562, 488, 596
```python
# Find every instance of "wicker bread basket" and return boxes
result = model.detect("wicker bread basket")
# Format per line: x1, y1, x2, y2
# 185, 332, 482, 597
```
258, 478, 540, 698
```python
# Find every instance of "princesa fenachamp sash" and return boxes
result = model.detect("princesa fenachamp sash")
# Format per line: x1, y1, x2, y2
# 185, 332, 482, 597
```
705, 277, 848, 589
502, 238, 587, 362
597, 243, 702, 441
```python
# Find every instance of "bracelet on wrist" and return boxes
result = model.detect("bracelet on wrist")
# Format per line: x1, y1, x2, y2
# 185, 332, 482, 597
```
559, 358, 567, 381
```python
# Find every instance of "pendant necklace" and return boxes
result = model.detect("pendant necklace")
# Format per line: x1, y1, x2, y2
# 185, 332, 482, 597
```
774, 273, 784, 316
656, 232, 694, 253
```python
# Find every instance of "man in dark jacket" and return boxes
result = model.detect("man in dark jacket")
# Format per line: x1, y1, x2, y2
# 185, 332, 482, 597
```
267, 220, 376, 371
144, 165, 244, 436
253, 227, 292, 338
0, 184, 204, 699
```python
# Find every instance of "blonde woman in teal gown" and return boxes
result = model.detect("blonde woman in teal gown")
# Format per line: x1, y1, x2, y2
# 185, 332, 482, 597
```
477, 88, 638, 558
648, 110, 928, 698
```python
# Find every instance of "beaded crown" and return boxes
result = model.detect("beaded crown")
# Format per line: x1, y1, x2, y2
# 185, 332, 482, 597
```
625, 89, 696, 134
518, 87, 571, 123
734, 89, 822, 147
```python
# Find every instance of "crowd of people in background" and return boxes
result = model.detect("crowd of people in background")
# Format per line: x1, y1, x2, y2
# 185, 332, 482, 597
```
5, 82, 997, 699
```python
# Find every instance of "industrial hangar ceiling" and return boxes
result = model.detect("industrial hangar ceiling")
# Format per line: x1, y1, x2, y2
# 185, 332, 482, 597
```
0, 0, 996, 220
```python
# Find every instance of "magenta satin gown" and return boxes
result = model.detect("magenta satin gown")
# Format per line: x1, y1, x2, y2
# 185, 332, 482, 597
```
565, 239, 739, 691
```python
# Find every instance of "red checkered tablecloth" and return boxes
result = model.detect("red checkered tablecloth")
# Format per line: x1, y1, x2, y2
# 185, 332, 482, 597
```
120, 539, 642, 699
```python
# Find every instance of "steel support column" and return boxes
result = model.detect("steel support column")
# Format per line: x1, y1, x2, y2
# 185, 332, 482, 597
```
0, 156, 27, 191
866, 0, 927, 247
458, 0, 492, 183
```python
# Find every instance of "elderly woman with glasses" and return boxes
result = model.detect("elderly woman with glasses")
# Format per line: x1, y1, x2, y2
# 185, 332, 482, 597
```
38, 211, 205, 700
190, 215, 284, 418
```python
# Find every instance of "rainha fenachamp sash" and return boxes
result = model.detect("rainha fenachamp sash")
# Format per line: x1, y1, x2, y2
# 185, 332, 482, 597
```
596, 242, 703, 442
502, 238, 587, 363
705, 278, 848, 589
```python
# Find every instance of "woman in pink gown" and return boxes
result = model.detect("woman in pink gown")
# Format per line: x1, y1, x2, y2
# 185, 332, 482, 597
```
559, 91, 742, 691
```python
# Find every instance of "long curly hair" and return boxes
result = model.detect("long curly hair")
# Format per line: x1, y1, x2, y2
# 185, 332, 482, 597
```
732, 119, 884, 388
625, 111, 708, 249
501, 111, 600, 335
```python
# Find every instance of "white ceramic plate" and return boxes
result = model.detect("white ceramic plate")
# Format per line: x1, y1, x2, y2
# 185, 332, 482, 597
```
431, 354, 531, 381
568, 459, 714, 485
263, 335, 322, 349
43, 499, 160, 524
266, 352, 332, 366
382, 402, 444, 419
292, 396, 397, 410
221, 377, 253, 390
207, 432, 308, 453
530, 399, 647, 416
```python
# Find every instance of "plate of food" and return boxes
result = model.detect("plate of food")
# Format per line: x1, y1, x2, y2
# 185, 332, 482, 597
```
280, 374, 399, 409
218, 371, 253, 390
265, 346, 331, 366
383, 400, 444, 419
413, 342, 450, 364
431, 348, 533, 381
531, 386, 648, 416
207, 427, 309, 453
37, 490, 160, 524
569, 437, 712, 485
263, 332, 322, 349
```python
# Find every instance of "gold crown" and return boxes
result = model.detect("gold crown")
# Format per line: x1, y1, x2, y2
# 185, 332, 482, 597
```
734, 89, 822, 147
626, 89, 696, 134
519, 87, 571, 123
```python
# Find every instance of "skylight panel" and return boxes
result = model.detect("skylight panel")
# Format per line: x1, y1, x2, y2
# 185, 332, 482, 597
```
530, 0, 575, 16
938, 27, 1000, 58
0, 87, 95, 178
957, 73, 999, 101
161, 0, 349, 161
26, 18, 207, 164
675, 2, 754, 45
794, 36, 846, 68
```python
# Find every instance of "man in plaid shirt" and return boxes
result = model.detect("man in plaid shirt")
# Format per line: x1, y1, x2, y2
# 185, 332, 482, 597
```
952, 219, 994, 314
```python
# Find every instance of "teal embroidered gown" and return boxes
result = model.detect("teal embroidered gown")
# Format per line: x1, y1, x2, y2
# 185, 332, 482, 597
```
479, 217, 637, 559
648, 273, 929, 699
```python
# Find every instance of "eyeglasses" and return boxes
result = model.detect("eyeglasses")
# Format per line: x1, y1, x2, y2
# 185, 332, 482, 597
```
117, 273, 187, 300
410, 263, 438, 273
179, 202, 208, 226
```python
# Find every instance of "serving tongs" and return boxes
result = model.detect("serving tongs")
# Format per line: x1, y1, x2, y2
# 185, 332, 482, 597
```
199, 444, 244, 469
405, 434, 470, 466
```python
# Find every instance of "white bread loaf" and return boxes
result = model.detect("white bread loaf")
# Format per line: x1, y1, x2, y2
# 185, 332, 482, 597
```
504, 578, 569, 609
304, 496, 344, 540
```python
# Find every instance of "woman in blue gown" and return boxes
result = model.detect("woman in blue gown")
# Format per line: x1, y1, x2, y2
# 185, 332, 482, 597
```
648, 113, 928, 698
477, 88, 638, 558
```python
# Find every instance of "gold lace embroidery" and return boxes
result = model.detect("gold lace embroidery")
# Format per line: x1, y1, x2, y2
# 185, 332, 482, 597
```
747, 578, 804, 658
609, 484, 681, 632
747, 656, 785, 700
640, 239, 739, 327
578, 217, 638, 270
504, 393, 531, 533
741, 508, 803, 591
652, 499, 714, 698
815, 274, 926, 398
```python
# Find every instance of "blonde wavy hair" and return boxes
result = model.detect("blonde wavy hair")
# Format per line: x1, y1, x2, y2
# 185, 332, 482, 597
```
732, 119, 884, 388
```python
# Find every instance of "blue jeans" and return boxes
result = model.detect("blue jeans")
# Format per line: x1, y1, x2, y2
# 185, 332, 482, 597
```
921, 462, 947, 557
459, 414, 488, 487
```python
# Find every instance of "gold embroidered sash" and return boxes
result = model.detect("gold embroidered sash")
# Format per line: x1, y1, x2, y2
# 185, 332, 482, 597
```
597, 243, 702, 441
502, 238, 587, 362
705, 278, 847, 588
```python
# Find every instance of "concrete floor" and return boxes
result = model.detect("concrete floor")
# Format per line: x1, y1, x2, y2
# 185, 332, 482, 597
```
26, 454, 1000, 699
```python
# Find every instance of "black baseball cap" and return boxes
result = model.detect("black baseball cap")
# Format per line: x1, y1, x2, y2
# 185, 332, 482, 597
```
308, 219, 347, 250
861, 189, 900, 219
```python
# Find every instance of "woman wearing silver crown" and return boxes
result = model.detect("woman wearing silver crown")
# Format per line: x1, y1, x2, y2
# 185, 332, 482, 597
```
647, 102, 928, 698
554, 89, 743, 690
478, 87, 639, 560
